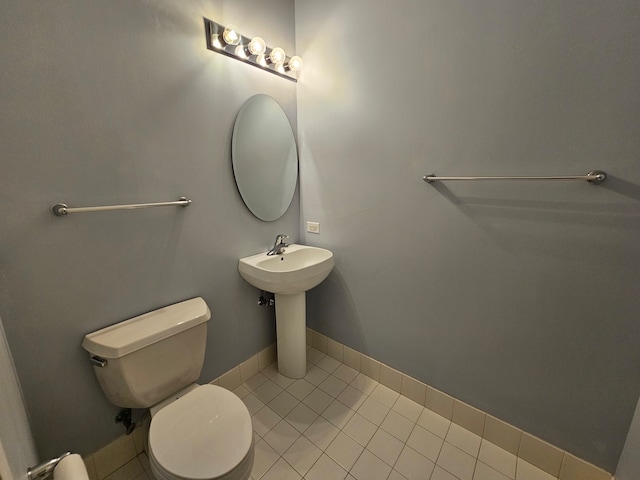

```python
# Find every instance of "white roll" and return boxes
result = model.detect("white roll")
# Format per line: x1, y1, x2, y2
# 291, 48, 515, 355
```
53, 453, 89, 480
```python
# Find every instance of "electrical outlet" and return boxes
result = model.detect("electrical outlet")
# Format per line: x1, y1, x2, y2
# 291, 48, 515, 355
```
306, 221, 320, 234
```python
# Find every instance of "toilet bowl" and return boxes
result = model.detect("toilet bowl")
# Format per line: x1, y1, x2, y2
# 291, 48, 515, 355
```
82, 298, 254, 480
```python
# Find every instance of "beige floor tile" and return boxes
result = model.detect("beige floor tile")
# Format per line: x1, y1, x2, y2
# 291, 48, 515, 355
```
474, 461, 512, 480
318, 375, 348, 397
350, 449, 392, 480
416, 407, 451, 439
337, 385, 368, 410
251, 440, 280, 480
103, 458, 143, 480
307, 348, 327, 365
350, 373, 378, 395
267, 390, 299, 417
367, 428, 404, 466
357, 396, 390, 425
478, 439, 517, 478
445, 422, 482, 457
326, 432, 365, 471
270, 372, 295, 389
305, 365, 331, 386
392, 395, 424, 423
305, 454, 348, 480
244, 372, 269, 392
253, 379, 283, 404
284, 402, 319, 433
303, 387, 334, 414
263, 419, 301, 455
342, 413, 378, 446
261, 457, 301, 480
260, 362, 279, 379
242, 393, 266, 415
394, 446, 435, 480
333, 364, 360, 384
406, 424, 444, 462
317, 355, 342, 373
93, 435, 137, 480
380, 409, 416, 443
252, 406, 282, 437
436, 443, 476, 480
282, 436, 323, 476
304, 416, 341, 450
431, 466, 458, 480
322, 399, 356, 429
389, 470, 411, 480
233, 384, 250, 399
286, 378, 315, 401
370, 383, 401, 408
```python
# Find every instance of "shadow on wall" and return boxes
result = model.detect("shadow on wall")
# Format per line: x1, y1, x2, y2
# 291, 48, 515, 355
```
427, 176, 640, 264
306, 267, 368, 353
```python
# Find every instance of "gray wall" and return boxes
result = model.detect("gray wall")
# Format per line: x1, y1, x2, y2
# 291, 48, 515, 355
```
296, 0, 640, 472
616, 395, 640, 479
0, 0, 297, 458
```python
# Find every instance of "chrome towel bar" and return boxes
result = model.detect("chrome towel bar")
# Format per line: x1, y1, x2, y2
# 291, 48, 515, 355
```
51, 197, 192, 216
423, 170, 606, 185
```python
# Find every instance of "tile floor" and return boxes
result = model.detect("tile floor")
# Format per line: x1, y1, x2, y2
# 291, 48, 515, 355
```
114, 347, 568, 480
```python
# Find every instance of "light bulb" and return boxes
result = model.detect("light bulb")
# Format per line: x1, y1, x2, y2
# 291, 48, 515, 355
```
287, 56, 303, 72
247, 36, 266, 56
222, 25, 241, 46
269, 47, 286, 65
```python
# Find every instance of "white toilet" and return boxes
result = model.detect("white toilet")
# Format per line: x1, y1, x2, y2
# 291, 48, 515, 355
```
82, 297, 254, 480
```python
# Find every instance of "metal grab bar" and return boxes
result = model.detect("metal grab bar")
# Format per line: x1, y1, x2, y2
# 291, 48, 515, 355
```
50, 197, 192, 216
423, 170, 606, 185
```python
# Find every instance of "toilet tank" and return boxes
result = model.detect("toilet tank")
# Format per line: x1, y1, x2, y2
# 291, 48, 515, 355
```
82, 297, 211, 408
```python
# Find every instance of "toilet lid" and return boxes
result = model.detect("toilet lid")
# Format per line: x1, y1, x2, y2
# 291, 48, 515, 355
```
149, 385, 253, 479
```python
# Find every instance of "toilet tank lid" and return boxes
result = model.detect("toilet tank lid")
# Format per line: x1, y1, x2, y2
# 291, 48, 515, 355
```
82, 297, 211, 359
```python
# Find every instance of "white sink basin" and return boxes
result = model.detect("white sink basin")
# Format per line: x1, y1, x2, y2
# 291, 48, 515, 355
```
238, 244, 334, 294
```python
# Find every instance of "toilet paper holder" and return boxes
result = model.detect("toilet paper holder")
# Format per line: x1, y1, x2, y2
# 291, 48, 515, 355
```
27, 451, 71, 480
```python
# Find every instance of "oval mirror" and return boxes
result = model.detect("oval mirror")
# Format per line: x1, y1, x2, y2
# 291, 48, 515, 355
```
232, 94, 298, 221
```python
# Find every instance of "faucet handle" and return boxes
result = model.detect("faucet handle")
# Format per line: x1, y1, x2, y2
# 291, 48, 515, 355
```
276, 234, 289, 245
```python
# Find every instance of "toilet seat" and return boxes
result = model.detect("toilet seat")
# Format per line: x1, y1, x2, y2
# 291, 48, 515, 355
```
149, 385, 253, 480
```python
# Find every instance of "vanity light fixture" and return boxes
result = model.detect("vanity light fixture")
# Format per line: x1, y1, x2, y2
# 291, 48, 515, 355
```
221, 24, 241, 46
268, 47, 286, 65
204, 18, 301, 82
247, 37, 266, 56
286, 56, 303, 72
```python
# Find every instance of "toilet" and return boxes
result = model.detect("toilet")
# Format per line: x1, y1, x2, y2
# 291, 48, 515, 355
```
82, 297, 254, 480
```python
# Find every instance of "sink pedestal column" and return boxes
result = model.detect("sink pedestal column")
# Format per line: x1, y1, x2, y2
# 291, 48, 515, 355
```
274, 293, 306, 379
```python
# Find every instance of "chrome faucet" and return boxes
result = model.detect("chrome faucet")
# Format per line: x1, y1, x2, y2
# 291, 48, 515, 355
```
267, 234, 289, 256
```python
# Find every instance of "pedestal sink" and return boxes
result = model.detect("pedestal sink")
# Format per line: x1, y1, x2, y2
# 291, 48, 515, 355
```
238, 244, 334, 378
